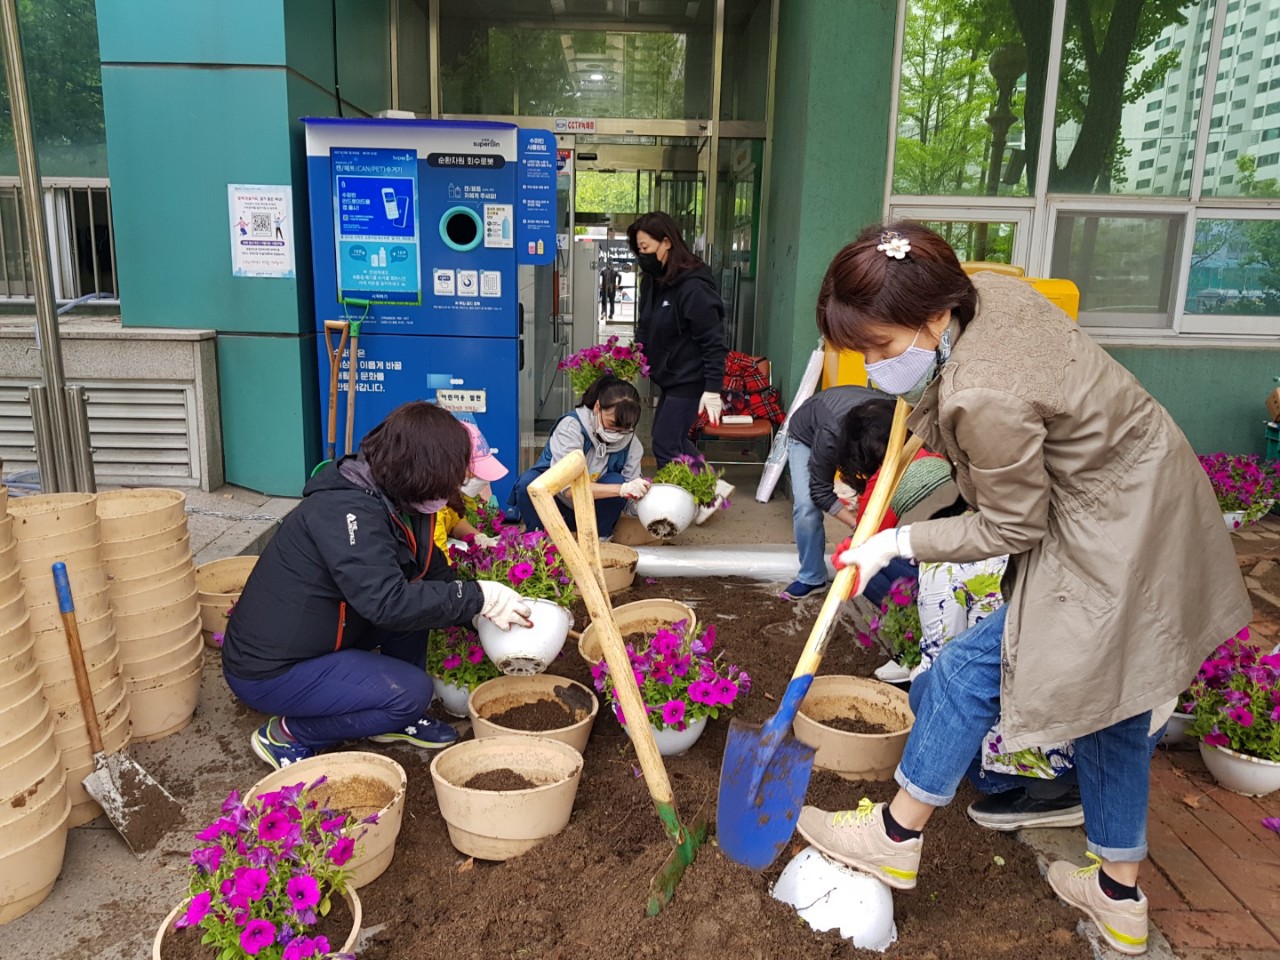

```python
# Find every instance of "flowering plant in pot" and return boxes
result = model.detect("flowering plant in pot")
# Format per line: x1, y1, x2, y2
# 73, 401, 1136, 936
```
162, 779, 370, 959
1198, 452, 1280, 527
856, 576, 923, 670
426, 624, 501, 716
557, 335, 649, 397
590, 620, 750, 753
650, 455, 722, 508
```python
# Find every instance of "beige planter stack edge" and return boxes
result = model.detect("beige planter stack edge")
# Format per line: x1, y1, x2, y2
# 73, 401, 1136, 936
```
194, 555, 258, 649
9, 494, 131, 828
0, 485, 71, 924
97, 490, 202, 743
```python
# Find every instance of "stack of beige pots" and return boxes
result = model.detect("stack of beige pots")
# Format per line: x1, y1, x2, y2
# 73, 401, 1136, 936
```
6, 492, 127, 830
0, 486, 71, 924
195, 555, 258, 649
97, 490, 202, 743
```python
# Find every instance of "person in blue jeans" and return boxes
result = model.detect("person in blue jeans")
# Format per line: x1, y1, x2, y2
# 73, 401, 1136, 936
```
222, 401, 533, 769
801, 223, 1248, 956
507, 376, 650, 537
779, 385, 886, 601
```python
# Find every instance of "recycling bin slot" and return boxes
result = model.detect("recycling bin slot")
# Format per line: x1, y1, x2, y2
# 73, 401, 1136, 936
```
441, 206, 482, 252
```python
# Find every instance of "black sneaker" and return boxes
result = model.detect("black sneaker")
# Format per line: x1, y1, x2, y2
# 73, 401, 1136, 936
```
369, 715, 460, 749
966, 786, 1085, 831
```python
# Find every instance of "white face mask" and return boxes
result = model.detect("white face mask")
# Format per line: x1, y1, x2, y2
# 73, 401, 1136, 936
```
596, 428, 629, 445
865, 322, 953, 404
460, 476, 487, 498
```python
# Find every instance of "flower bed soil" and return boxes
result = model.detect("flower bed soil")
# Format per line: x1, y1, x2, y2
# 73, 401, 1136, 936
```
356, 577, 1088, 960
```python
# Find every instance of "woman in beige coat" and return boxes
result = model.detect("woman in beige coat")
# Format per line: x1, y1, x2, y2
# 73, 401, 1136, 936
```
796, 223, 1250, 957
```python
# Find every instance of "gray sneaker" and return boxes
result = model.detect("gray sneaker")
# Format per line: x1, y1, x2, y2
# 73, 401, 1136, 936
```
1047, 856, 1148, 956
795, 799, 922, 890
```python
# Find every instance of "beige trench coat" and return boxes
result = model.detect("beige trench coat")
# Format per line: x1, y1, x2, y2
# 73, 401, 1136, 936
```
908, 272, 1251, 751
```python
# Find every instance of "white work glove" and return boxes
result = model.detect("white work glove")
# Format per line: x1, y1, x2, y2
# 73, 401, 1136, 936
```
620, 478, 652, 500
476, 581, 532, 630
698, 391, 724, 425
833, 527, 913, 598
832, 478, 858, 506
472, 533, 500, 549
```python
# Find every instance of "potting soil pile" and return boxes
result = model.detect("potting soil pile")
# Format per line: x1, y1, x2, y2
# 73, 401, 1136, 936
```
352, 577, 1089, 960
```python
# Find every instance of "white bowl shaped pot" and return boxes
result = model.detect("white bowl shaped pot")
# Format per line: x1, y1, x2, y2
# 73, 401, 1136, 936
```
431, 675, 474, 717
474, 598, 571, 675
772, 845, 898, 952
634, 483, 697, 539
1199, 742, 1280, 797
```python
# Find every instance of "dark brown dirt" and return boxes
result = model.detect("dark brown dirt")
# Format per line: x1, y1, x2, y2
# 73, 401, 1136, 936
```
825, 716, 898, 735
463, 769, 539, 791
488, 699, 576, 731
355, 577, 1090, 960
160, 890, 353, 959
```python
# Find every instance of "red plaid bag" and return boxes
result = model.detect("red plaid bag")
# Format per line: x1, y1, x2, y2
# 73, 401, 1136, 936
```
690, 352, 785, 435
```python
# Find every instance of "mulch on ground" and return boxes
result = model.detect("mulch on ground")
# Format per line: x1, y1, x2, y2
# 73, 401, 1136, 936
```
353, 577, 1089, 960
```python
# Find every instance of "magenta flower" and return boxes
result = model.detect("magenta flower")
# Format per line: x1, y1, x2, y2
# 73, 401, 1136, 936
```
286, 874, 321, 911
240, 919, 277, 956
442, 653, 462, 671
1263, 817, 1280, 834
190, 845, 223, 874
194, 816, 238, 841
174, 890, 212, 929
508, 561, 534, 585
1203, 729, 1230, 747
466, 644, 485, 664
661, 699, 686, 727
1226, 706, 1254, 727
234, 866, 270, 902
257, 810, 291, 842
320, 815, 346, 834
328, 836, 355, 866
713, 678, 739, 706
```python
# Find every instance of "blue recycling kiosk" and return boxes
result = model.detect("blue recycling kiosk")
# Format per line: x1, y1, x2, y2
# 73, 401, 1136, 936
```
302, 118, 556, 504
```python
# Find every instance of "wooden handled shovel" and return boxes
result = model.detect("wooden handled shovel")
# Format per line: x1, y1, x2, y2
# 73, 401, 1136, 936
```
527, 451, 706, 916
53, 562, 182, 857
717, 397, 923, 870
322, 320, 350, 463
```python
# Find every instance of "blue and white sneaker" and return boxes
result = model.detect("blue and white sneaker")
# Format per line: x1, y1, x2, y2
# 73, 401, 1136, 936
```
780, 579, 827, 602
369, 716, 460, 749
251, 721, 314, 769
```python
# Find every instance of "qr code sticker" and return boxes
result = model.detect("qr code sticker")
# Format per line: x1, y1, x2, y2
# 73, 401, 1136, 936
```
251, 213, 271, 237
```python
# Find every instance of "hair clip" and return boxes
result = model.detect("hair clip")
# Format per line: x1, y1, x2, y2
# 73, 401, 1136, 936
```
877, 231, 911, 260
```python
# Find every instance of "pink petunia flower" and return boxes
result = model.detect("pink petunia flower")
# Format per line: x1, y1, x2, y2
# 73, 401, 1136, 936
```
257, 810, 291, 842
328, 836, 355, 866
239, 919, 277, 956
286, 874, 321, 911
661, 699, 686, 728
508, 561, 535, 585
174, 890, 212, 929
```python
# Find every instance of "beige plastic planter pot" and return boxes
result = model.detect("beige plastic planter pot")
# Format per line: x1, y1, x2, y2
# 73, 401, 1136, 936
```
103, 538, 192, 581
6, 493, 96, 539
578, 598, 697, 666
110, 569, 197, 617
468, 675, 598, 754
0, 516, 11, 549
95, 489, 186, 541
0, 792, 69, 924
12, 522, 100, 564
25, 589, 111, 638
0, 484, 6, 517
792, 676, 915, 781
0, 632, 34, 686
0, 704, 51, 774
22, 566, 109, 614
99, 519, 187, 560
196, 555, 257, 647
113, 611, 201, 658
0, 594, 26, 634
119, 623, 202, 677
0, 566, 20, 607
107, 556, 194, 600
125, 647, 203, 742
599, 542, 639, 594
153, 887, 361, 960
0, 747, 64, 833
111, 587, 200, 637
0, 682, 48, 750
36, 636, 123, 710
244, 751, 407, 889
430, 735, 584, 861
30, 609, 113, 662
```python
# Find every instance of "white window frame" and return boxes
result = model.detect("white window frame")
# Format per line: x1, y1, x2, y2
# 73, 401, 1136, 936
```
887, 201, 1034, 266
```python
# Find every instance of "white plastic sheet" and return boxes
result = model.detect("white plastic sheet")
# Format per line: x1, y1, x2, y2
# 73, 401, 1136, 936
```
755, 340, 827, 503
633, 543, 836, 582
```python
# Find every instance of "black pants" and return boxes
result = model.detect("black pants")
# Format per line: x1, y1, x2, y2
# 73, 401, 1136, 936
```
652, 393, 702, 468
600, 289, 616, 318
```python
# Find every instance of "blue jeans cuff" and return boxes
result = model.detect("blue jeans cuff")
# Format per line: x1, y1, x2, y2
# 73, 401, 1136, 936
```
894, 767, 955, 807
1086, 839, 1148, 863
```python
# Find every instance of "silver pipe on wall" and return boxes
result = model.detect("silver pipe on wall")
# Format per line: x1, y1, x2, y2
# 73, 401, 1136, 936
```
64, 385, 97, 493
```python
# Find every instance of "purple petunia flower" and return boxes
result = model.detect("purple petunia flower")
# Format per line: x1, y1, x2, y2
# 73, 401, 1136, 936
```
240, 919, 277, 956
286, 874, 321, 911
174, 890, 212, 929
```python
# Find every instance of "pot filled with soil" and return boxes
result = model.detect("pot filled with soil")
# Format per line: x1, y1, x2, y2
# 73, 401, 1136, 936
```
153, 887, 361, 960
430, 735, 584, 861
474, 598, 571, 675
468, 674, 598, 754
244, 751, 407, 889
634, 483, 697, 539
599, 542, 639, 594
577, 598, 696, 666
792, 676, 915, 781
195, 555, 258, 648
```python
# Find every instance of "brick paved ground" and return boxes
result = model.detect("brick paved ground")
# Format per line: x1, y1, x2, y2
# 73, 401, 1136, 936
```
1143, 515, 1280, 960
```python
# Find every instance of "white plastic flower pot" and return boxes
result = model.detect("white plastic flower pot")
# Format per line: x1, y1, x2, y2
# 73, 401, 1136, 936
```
772, 845, 898, 952
634, 483, 697, 539
1160, 711, 1194, 748
474, 598, 571, 675
431, 675, 473, 717
626, 714, 707, 757
1223, 510, 1246, 530
1199, 742, 1280, 797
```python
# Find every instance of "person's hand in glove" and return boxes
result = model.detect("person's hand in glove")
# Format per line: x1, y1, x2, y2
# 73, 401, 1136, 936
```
698, 391, 724, 425
619, 478, 652, 500
472, 533, 500, 549
832, 527, 913, 598
476, 581, 532, 630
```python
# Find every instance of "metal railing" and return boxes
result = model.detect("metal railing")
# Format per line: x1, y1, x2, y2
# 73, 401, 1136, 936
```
0, 178, 118, 303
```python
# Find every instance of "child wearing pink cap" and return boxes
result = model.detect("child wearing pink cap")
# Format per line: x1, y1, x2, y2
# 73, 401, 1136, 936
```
434, 419, 508, 557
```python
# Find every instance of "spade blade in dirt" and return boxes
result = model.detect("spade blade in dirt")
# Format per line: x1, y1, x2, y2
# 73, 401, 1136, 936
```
716, 699, 816, 871
83, 752, 184, 857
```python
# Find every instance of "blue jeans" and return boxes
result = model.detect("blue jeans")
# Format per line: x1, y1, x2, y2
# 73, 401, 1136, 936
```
223, 629, 434, 749
515, 470, 627, 537
896, 605, 1153, 861
787, 438, 829, 587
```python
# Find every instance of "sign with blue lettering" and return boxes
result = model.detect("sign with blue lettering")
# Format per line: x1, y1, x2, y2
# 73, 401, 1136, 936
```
517, 129, 557, 265
332, 147, 421, 304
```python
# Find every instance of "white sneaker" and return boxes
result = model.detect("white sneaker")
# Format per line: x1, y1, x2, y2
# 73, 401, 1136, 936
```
694, 496, 724, 525
873, 660, 911, 684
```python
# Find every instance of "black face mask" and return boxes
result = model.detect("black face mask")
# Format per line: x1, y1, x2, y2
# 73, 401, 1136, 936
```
636, 251, 663, 276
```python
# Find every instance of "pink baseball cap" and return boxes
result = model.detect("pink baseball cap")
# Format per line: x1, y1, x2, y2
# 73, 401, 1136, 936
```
462, 420, 508, 482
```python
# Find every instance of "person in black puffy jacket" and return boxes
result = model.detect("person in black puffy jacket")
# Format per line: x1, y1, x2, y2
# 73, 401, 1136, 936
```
222, 401, 531, 769
628, 211, 728, 466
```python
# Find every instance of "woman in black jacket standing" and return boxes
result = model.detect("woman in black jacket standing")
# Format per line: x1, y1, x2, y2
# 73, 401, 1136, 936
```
222, 401, 532, 769
627, 212, 728, 467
